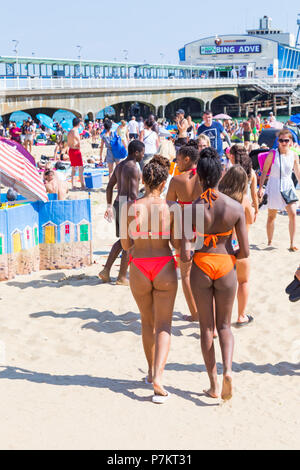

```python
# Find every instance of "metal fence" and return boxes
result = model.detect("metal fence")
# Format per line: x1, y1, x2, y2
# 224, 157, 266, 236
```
0, 76, 299, 92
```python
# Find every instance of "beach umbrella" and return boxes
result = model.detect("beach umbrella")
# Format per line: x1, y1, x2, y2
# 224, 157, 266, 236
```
0, 141, 48, 202
61, 119, 73, 132
61, 120, 84, 134
36, 114, 56, 131
0, 136, 36, 167
213, 113, 232, 120
9, 111, 31, 123
290, 114, 300, 125
269, 120, 283, 130
158, 127, 172, 138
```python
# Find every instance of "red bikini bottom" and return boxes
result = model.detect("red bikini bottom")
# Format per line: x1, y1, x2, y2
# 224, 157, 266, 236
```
129, 255, 177, 281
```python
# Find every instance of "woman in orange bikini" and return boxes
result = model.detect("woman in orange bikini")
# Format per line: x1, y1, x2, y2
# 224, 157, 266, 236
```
181, 147, 249, 400
121, 156, 181, 404
166, 145, 201, 322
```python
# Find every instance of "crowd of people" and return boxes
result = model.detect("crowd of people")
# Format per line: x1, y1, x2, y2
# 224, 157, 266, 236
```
1, 107, 299, 403
97, 109, 300, 404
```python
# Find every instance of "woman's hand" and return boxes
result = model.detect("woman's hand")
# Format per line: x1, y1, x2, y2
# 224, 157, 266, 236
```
104, 206, 113, 223
257, 187, 264, 200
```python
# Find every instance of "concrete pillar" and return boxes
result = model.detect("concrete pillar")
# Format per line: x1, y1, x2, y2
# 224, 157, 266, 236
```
273, 95, 277, 116
245, 105, 249, 118
288, 95, 292, 116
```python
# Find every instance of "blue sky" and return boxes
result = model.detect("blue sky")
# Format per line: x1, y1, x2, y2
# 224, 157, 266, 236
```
1, 0, 299, 64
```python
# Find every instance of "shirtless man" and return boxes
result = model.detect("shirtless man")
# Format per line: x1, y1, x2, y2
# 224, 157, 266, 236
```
166, 145, 201, 322
242, 119, 252, 149
98, 140, 145, 285
43, 170, 69, 200
174, 109, 188, 151
67, 117, 85, 190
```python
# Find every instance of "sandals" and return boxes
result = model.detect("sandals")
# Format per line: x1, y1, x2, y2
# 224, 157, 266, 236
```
236, 315, 254, 327
286, 276, 300, 302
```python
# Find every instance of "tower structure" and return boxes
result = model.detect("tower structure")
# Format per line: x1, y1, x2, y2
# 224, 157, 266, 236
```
296, 14, 300, 48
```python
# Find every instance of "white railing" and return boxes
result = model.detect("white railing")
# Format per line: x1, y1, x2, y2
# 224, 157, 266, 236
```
0, 76, 299, 92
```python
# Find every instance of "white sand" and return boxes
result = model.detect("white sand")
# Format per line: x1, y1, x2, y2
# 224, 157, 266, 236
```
0, 144, 299, 450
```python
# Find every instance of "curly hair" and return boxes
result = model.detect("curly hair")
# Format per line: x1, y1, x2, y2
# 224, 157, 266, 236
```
230, 144, 252, 180
142, 155, 170, 190
197, 147, 222, 189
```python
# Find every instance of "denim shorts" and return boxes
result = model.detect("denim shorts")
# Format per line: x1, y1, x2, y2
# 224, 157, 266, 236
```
105, 149, 120, 164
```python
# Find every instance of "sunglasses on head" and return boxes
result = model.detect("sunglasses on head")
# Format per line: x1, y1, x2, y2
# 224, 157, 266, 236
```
278, 138, 290, 143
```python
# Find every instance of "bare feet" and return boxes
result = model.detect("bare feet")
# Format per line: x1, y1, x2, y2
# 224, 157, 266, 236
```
203, 387, 219, 399
116, 277, 129, 286
289, 246, 298, 252
221, 375, 233, 401
98, 268, 111, 283
153, 378, 168, 397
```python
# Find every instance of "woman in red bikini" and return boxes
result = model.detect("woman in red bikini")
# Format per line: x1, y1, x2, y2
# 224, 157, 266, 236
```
181, 147, 249, 401
121, 155, 181, 404
166, 145, 201, 322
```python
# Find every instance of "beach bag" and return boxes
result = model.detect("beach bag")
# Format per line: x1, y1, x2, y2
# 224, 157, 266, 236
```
279, 154, 298, 205
110, 132, 127, 160
258, 149, 276, 176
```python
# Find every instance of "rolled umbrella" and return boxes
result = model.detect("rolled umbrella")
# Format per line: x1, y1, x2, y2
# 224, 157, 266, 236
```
36, 113, 56, 131
0, 141, 48, 202
0, 136, 36, 167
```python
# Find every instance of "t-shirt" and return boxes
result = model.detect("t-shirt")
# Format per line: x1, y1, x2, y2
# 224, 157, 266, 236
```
197, 121, 224, 156
9, 127, 21, 143
127, 120, 139, 134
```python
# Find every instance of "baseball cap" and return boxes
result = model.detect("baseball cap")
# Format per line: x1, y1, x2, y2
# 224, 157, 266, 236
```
176, 109, 185, 115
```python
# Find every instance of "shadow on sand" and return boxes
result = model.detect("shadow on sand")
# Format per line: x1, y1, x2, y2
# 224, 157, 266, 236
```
30, 309, 197, 338
0, 366, 217, 407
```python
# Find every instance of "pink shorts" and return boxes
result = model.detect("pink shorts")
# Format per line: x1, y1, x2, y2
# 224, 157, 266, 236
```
69, 148, 83, 167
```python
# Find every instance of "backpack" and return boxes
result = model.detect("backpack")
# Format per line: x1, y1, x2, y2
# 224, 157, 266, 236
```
110, 132, 128, 160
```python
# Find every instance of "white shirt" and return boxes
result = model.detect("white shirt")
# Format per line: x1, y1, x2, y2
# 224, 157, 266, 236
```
143, 129, 158, 155
128, 120, 139, 134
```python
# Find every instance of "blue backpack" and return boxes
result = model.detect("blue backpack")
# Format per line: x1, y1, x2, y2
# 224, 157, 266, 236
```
110, 132, 128, 160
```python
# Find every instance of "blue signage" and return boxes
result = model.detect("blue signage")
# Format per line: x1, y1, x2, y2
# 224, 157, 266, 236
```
200, 44, 262, 55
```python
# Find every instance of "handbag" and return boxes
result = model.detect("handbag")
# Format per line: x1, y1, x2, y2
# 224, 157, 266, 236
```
110, 132, 128, 160
279, 153, 298, 205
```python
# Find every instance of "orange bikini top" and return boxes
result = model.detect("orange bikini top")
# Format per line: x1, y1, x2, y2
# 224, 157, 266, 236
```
197, 188, 233, 247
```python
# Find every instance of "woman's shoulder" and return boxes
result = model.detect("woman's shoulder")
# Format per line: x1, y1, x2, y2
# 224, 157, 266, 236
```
218, 191, 243, 212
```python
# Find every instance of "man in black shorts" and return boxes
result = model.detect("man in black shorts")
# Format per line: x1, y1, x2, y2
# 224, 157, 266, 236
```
98, 140, 145, 285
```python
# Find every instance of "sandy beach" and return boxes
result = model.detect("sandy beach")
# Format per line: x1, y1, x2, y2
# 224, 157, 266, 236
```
0, 143, 299, 450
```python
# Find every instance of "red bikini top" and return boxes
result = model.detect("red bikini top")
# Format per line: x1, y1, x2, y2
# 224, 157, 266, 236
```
178, 168, 197, 205
131, 200, 171, 237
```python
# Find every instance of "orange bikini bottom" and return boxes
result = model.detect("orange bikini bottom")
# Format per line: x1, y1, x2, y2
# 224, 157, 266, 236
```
193, 252, 236, 280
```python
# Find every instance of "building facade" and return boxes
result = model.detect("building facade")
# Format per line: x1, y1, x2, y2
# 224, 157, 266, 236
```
178, 16, 300, 79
